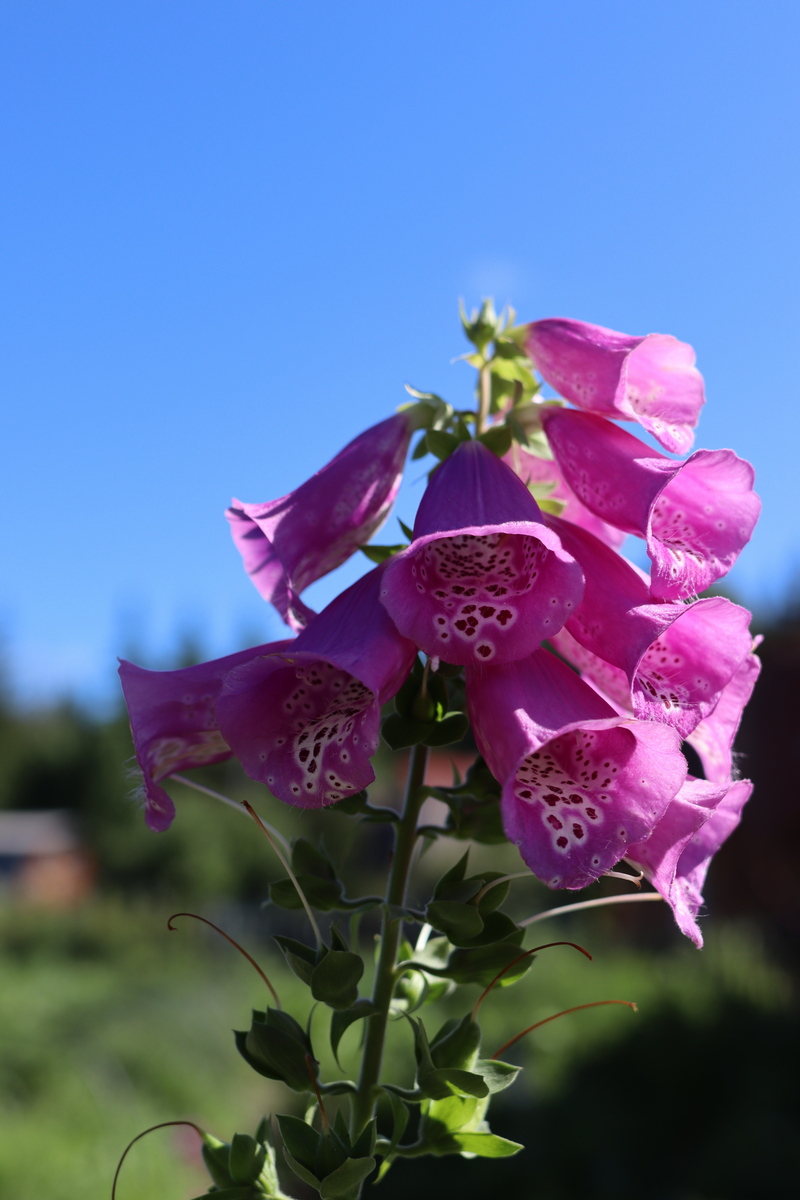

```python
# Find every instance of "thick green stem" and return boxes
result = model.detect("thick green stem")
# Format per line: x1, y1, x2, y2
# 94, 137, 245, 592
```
476, 360, 491, 435
350, 742, 429, 1137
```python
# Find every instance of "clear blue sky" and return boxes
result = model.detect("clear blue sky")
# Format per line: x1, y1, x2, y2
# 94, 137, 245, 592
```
2, 1, 798, 707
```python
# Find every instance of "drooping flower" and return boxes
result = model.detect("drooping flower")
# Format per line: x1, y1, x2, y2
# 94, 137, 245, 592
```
626, 777, 753, 945
215, 565, 417, 807
526, 318, 705, 454
687, 649, 762, 783
504, 442, 625, 549
466, 648, 687, 889
119, 641, 292, 831
541, 407, 761, 599
545, 514, 755, 738
226, 413, 413, 631
380, 439, 584, 665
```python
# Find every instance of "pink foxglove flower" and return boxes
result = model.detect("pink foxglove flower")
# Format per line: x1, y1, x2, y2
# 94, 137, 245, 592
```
546, 514, 754, 738
119, 641, 291, 831
626, 777, 753, 945
504, 443, 625, 548
380, 439, 584, 665
466, 648, 687, 889
687, 650, 761, 783
541, 407, 761, 599
526, 318, 705, 454
227, 413, 413, 631
216, 566, 417, 807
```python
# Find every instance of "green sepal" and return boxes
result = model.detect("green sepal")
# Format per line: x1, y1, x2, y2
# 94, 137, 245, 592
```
421, 1094, 482, 1139
426, 900, 484, 944
359, 543, 406, 564
282, 1148, 321, 1191
202, 1133, 236, 1189
412, 433, 430, 460
228, 1133, 267, 1185
277, 1114, 319, 1174
429, 1013, 481, 1071
445, 937, 530, 988
433, 849, 470, 894
398, 518, 415, 541
269, 874, 345, 912
418, 1067, 489, 1101
422, 711, 469, 746
477, 425, 514, 457
243, 1008, 316, 1092
381, 712, 435, 750
425, 429, 463, 460
460, 298, 499, 352
311, 949, 364, 1010
319, 1156, 376, 1199
273, 935, 318, 986
188, 1188, 263, 1199
473, 1058, 522, 1093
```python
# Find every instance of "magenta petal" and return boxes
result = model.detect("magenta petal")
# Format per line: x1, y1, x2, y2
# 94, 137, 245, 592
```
687, 651, 762, 783
380, 440, 584, 665
504, 445, 626, 548
466, 650, 687, 889
627, 777, 752, 946
118, 640, 291, 831
216, 566, 417, 808
542, 408, 760, 599
546, 515, 754, 737
226, 413, 412, 630
526, 318, 705, 454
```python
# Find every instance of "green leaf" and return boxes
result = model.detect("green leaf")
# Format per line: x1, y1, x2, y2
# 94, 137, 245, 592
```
359, 543, 406, 564
419, 1130, 523, 1158
477, 425, 514, 457
319, 1156, 376, 1199
384, 1090, 410, 1156
411, 433, 430, 460
330, 999, 378, 1066
425, 429, 462, 460
422, 1094, 481, 1135
311, 950, 364, 1010
188, 1188, 262, 1200
445, 939, 530, 988
245, 1010, 314, 1092
202, 1134, 235, 1189
433, 850, 470, 896
269, 874, 344, 912
398, 518, 414, 541
446, 1132, 523, 1157
291, 838, 335, 879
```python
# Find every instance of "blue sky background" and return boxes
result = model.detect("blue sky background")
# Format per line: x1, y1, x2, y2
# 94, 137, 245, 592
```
1, 0, 798, 707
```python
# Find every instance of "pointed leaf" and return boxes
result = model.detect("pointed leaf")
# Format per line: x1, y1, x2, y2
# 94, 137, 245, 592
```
277, 1114, 320, 1171
311, 950, 364, 1010
360, 543, 406, 564
477, 425, 514, 457
330, 999, 378, 1067
319, 1156, 376, 1199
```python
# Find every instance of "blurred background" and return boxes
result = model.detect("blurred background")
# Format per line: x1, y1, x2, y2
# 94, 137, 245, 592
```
1, 3, 798, 1198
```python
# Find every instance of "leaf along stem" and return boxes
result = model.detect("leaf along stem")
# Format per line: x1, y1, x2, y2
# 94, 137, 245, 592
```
350, 742, 429, 1139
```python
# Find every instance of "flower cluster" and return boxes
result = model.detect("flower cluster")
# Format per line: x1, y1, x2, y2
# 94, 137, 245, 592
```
120, 313, 760, 946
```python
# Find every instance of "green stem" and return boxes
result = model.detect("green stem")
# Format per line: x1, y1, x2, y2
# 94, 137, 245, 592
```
350, 742, 429, 1138
476, 359, 491, 435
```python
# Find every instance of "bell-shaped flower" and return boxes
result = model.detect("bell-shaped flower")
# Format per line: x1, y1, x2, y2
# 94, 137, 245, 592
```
542, 407, 760, 599
687, 649, 761, 783
504, 442, 625, 549
546, 515, 754, 738
215, 566, 417, 808
626, 777, 753, 946
526, 318, 705, 454
226, 413, 413, 631
466, 648, 687, 890
380, 439, 584, 665
119, 640, 292, 831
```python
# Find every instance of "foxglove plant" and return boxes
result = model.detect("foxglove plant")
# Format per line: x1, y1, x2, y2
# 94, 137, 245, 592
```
115, 301, 760, 1200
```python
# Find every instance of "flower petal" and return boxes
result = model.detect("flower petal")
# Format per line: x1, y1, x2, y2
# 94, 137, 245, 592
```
526, 318, 705, 453
227, 413, 412, 630
381, 439, 584, 664
504, 443, 626, 548
686, 650, 762, 783
216, 566, 417, 808
118, 640, 292, 830
466, 649, 687, 889
547, 515, 754, 737
626, 777, 753, 946
542, 407, 760, 599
